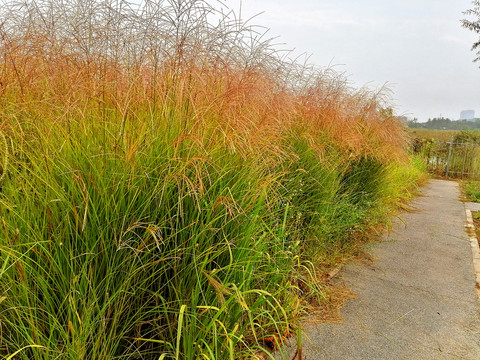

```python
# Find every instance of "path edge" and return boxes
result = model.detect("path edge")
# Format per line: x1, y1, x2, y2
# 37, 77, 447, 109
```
465, 208, 480, 301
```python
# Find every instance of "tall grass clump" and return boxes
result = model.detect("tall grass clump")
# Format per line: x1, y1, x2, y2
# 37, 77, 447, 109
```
0, 0, 424, 358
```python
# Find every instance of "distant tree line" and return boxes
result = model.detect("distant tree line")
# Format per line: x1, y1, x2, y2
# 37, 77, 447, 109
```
408, 117, 480, 130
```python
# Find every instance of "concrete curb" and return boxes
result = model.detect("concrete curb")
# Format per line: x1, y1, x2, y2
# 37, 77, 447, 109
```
465, 208, 480, 300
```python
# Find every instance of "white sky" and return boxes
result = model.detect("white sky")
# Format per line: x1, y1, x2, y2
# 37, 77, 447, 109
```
229, 0, 480, 122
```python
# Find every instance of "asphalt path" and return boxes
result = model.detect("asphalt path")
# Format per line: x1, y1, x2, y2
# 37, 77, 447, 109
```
276, 180, 480, 360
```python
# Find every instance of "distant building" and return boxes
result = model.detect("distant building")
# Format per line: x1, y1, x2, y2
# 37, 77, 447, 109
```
460, 110, 475, 121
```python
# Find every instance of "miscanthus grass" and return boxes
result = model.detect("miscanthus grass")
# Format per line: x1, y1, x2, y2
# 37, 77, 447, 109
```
0, 0, 424, 358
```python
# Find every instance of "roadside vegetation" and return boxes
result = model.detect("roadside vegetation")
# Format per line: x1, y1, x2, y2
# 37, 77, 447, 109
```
409, 129, 480, 178
407, 128, 459, 143
466, 181, 480, 202
412, 129, 480, 202
0, 0, 424, 358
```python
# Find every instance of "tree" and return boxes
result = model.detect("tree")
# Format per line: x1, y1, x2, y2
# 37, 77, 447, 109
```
462, 1, 480, 64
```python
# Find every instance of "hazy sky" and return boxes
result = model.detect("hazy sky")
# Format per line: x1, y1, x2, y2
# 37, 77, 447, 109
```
231, 0, 480, 122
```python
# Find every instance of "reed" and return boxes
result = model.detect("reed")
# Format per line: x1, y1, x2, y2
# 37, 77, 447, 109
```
0, 0, 423, 358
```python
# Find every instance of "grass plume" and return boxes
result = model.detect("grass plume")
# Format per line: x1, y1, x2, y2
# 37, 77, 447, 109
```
0, 0, 422, 358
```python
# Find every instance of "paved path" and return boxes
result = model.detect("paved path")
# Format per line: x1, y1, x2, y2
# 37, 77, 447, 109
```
277, 180, 480, 360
